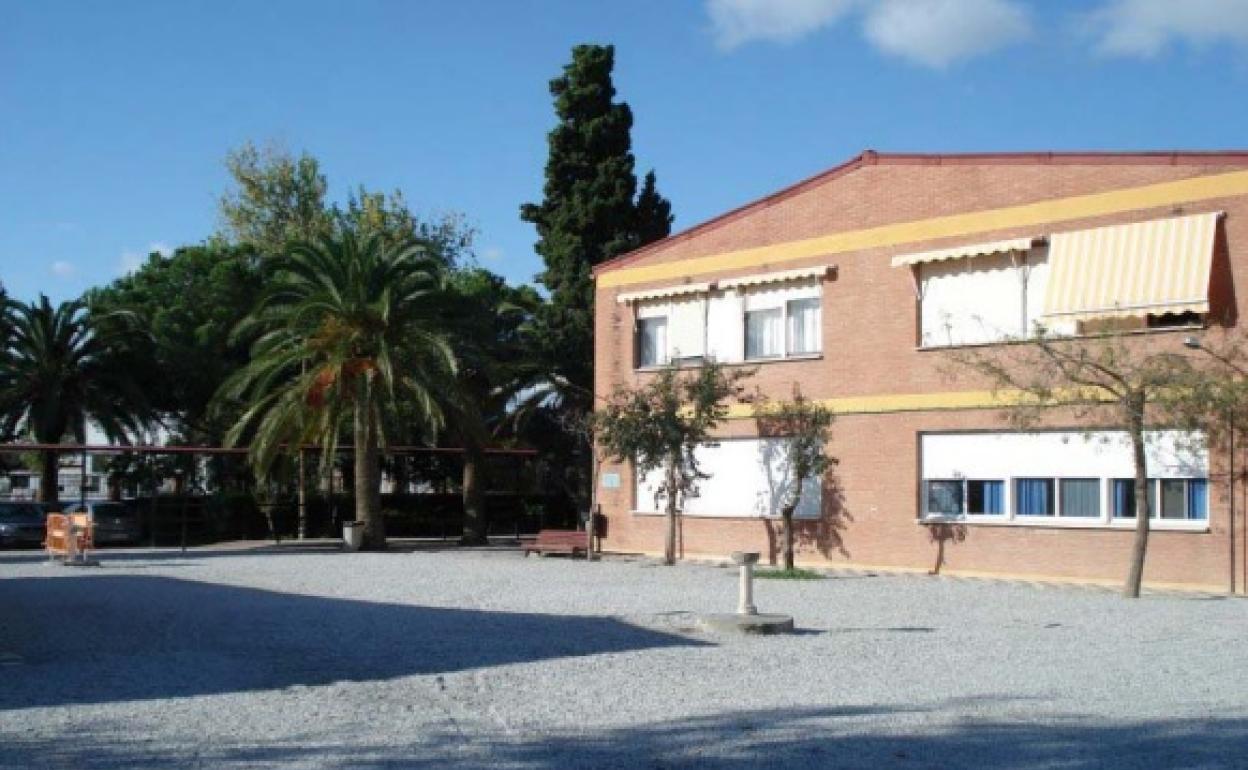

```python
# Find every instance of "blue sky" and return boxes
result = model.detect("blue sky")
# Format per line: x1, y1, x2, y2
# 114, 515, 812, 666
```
4, 0, 1248, 303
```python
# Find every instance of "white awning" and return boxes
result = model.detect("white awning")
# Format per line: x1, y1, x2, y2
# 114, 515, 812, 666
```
718, 264, 835, 290
1041, 211, 1220, 322
889, 236, 1038, 268
616, 282, 712, 304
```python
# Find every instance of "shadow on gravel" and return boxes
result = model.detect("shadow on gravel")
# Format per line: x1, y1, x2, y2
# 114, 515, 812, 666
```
0, 574, 706, 710
4, 706, 1246, 769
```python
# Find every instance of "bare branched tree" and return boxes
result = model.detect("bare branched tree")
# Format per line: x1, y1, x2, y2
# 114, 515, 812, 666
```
947, 330, 1193, 598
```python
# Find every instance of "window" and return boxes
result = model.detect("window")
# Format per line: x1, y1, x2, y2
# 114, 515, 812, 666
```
926, 480, 963, 515
744, 308, 783, 359
967, 480, 1004, 514
636, 317, 668, 368
786, 298, 821, 355
1059, 478, 1100, 518
922, 431, 1209, 528
924, 479, 1004, 516
920, 252, 1031, 347
1112, 478, 1207, 521
1113, 476, 1158, 519
1015, 478, 1054, 516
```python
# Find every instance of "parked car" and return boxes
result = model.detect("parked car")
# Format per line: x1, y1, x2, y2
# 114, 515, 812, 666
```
62, 501, 142, 545
0, 502, 48, 547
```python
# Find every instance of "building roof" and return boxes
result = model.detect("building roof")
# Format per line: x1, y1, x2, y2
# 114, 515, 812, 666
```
593, 150, 1248, 277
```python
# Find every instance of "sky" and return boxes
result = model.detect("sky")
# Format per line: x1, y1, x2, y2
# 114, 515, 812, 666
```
5, 0, 1248, 302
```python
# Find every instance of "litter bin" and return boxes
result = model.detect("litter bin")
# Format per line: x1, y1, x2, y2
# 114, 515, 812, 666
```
342, 521, 365, 551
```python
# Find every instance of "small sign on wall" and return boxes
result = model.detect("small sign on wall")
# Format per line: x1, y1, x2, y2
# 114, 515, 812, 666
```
601, 472, 621, 489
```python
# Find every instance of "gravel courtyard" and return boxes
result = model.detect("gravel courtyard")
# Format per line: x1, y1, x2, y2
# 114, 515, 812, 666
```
1, 543, 1246, 769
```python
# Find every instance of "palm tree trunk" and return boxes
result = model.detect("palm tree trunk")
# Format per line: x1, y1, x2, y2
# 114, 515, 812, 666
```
354, 399, 385, 550
39, 449, 59, 507
461, 442, 488, 545
1124, 399, 1150, 598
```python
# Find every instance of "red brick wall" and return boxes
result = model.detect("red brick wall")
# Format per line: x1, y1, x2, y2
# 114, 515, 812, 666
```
593, 158, 1248, 592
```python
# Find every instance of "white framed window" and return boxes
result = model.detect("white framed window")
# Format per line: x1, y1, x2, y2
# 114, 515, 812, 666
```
923, 479, 1005, 517
741, 283, 821, 362
744, 308, 783, 359
636, 317, 668, 368
786, 298, 821, 355
920, 431, 1209, 530
1111, 478, 1208, 521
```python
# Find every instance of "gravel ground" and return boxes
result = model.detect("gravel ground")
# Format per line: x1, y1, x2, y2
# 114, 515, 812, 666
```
1, 542, 1246, 769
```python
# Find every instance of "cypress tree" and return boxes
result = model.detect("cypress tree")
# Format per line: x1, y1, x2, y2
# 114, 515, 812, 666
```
521, 44, 673, 391
519, 43, 674, 511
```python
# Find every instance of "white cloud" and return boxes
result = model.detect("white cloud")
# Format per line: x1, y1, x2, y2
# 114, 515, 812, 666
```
705, 0, 1030, 67
481, 246, 503, 263
707, 0, 857, 49
1088, 0, 1248, 58
50, 260, 75, 278
863, 0, 1031, 68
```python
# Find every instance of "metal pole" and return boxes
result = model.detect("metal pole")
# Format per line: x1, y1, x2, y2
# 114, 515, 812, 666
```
148, 454, 158, 548
1230, 413, 1237, 595
79, 447, 87, 509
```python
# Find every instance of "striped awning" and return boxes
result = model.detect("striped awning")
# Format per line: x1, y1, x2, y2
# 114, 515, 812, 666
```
616, 282, 711, 304
718, 264, 834, 290
1041, 212, 1220, 322
889, 236, 1037, 268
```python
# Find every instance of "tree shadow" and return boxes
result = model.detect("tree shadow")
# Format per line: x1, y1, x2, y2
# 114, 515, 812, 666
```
762, 470, 852, 566
0, 574, 706, 711
926, 521, 968, 575
5, 703, 1246, 769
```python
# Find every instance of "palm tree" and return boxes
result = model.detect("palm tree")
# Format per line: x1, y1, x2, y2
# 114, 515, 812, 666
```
0, 295, 149, 505
439, 269, 540, 545
219, 232, 456, 549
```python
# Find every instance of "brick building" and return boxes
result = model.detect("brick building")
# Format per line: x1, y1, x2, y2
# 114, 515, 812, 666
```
591, 151, 1248, 593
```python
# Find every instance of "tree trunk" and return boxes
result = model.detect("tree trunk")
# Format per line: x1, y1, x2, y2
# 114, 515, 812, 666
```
781, 503, 796, 571
461, 442, 488, 545
39, 449, 59, 507
1124, 400, 1151, 598
354, 399, 385, 550
663, 460, 678, 566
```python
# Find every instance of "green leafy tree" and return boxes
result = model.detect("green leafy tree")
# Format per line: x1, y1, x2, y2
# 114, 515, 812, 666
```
520, 44, 674, 509
88, 243, 265, 443
0, 296, 150, 505
218, 141, 334, 255
753, 386, 836, 571
950, 332, 1193, 598
219, 232, 457, 549
595, 363, 750, 565
333, 187, 475, 265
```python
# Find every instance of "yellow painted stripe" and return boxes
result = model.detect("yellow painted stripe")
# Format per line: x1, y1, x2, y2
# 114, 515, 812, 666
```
599, 169, 1248, 289
720, 386, 1111, 419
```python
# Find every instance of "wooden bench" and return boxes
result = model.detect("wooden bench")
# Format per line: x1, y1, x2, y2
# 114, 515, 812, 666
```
524, 529, 590, 558
45, 513, 94, 562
